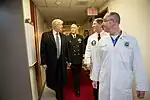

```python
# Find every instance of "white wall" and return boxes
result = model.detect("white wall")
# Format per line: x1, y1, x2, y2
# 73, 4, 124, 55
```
99, 0, 150, 99
22, 0, 38, 100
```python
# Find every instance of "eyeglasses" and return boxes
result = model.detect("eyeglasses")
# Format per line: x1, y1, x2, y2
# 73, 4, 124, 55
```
103, 19, 114, 22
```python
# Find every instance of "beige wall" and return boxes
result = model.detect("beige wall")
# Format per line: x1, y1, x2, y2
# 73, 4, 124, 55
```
36, 8, 49, 54
99, 0, 150, 99
82, 19, 92, 35
82, 21, 92, 30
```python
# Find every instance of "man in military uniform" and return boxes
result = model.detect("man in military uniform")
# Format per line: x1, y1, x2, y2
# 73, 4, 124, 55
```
67, 24, 84, 96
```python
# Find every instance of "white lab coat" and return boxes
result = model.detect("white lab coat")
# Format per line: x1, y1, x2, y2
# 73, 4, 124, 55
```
84, 31, 108, 65
84, 32, 99, 65
91, 31, 149, 100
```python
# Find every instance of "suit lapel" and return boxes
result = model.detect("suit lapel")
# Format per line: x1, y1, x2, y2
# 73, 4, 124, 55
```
47, 30, 57, 48
60, 33, 63, 54
50, 30, 55, 42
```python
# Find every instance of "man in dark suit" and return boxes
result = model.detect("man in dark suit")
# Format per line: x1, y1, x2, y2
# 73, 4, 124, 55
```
84, 30, 90, 47
67, 24, 84, 96
40, 19, 71, 100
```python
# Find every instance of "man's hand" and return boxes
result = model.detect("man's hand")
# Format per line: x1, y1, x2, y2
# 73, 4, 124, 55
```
92, 81, 97, 89
42, 65, 47, 70
136, 91, 145, 99
67, 63, 71, 68
86, 64, 92, 71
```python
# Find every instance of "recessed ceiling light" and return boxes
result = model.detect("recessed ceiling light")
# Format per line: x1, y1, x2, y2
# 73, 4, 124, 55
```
56, 1, 62, 5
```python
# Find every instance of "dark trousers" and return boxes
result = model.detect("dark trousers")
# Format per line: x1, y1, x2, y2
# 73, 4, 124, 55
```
71, 64, 82, 93
56, 86, 63, 100
55, 58, 64, 100
93, 81, 99, 100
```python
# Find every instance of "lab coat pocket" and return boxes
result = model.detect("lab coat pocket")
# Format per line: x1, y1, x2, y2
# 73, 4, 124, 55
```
120, 47, 132, 63
99, 44, 109, 58
124, 89, 133, 100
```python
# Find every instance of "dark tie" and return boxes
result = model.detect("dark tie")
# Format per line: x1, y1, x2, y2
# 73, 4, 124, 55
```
98, 34, 101, 41
56, 33, 60, 58
72, 34, 76, 38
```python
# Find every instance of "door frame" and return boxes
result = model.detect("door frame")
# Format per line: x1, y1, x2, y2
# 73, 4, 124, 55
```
30, 0, 43, 97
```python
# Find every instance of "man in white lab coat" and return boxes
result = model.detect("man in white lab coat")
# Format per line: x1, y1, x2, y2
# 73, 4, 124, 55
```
84, 18, 107, 100
91, 12, 149, 100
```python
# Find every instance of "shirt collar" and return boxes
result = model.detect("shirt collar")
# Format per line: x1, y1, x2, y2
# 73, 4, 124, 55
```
53, 29, 58, 35
71, 33, 76, 36
95, 30, 106, 36
121, 31, 127, 37
120, 30, 127, 39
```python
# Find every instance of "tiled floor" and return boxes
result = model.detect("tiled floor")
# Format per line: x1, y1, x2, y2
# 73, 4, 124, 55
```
41, 86, 57, 100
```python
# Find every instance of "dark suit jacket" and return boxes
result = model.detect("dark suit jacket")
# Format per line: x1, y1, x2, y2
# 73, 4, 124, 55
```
40, 30, 71, 90
84, 35, 89, 52
67, 34, 84, 64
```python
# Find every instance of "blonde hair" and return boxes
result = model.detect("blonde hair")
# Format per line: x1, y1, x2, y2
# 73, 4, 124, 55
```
71, 24, 78, 28
52, 19, 63, 28
70, 24, 79, 33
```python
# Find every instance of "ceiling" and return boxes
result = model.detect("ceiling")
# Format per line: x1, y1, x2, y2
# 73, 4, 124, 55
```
32, 0, 107, 25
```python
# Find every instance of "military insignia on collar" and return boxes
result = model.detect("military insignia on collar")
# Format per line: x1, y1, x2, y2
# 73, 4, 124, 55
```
78, 38, 82, 42
124, 41, 129, 47
91, 40, 96, 46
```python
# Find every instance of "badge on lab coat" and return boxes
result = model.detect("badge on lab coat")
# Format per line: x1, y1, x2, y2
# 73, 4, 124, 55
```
91, 40, 96, 46
124, 41, 129, 47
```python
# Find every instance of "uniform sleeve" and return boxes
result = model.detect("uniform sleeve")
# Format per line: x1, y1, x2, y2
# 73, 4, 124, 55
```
90, 43, 101, 81
40, 32, 47, 65
84, 37, 92, 65
132, 39, 149, 91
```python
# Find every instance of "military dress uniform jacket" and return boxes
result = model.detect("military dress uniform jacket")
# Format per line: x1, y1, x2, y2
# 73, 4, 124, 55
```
67, 34, 84, 64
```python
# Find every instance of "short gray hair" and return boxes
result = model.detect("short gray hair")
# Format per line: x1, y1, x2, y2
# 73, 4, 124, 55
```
109, 12, 120, 24
52, 19, 63, 28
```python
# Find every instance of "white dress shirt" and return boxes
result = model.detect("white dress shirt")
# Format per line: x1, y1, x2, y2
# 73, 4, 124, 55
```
53, 30, 61, 57
72, 34, 76, 38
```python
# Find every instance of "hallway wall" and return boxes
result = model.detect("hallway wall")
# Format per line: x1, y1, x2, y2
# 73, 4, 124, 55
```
82, 21, 92, 30
0, 0, 32, 100
99, 0, 150, 99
